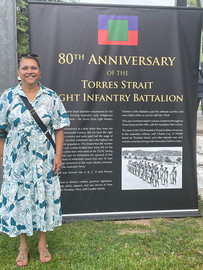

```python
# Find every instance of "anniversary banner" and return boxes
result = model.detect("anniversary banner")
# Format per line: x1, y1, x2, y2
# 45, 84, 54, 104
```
28, 2, 202, 219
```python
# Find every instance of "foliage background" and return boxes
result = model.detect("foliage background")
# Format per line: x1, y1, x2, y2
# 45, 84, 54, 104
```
16, 0, 29, 54
16, 0, 78, 54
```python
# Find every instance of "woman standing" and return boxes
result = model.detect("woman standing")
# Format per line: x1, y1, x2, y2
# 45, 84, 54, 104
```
0, 55, 70, 266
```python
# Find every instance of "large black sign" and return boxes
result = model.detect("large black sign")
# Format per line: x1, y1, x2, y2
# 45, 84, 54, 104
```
29, 2, 202, 219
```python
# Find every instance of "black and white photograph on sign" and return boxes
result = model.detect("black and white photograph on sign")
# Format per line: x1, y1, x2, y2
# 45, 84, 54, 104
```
122, 147, 182, 190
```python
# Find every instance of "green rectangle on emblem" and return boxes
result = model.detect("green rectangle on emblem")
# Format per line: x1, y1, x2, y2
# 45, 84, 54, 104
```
108, 20, 128, 41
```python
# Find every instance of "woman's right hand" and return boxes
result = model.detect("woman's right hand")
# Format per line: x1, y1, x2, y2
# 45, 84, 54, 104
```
0, 138, 5, 169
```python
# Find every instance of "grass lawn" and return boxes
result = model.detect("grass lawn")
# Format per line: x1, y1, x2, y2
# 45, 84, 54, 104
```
0, 201, 202, 270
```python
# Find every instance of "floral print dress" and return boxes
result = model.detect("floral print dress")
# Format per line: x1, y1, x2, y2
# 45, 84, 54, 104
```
0, 83, 70, 237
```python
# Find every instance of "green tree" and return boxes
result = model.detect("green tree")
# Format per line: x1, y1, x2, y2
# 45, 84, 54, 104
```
16, 0, 77, 55
187, 0, 197, 7
16, 0, 29, 55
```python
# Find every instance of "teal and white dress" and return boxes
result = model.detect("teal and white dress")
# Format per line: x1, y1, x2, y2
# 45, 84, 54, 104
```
0, 83, 70, 237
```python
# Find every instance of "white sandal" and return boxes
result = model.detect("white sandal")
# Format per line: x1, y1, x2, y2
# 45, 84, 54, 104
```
16, 247, 29, 267
38, 244, 52, 263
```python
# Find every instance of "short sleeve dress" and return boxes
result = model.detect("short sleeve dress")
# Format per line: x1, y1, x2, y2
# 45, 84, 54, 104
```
0, 83, 70, 237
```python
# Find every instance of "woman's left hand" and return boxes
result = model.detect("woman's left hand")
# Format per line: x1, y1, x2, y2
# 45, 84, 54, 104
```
53, 128, 64, 175
52, 155, 62, 175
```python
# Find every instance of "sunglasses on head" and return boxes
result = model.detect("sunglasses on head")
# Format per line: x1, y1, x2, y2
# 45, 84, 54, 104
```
20, 53, 38, 58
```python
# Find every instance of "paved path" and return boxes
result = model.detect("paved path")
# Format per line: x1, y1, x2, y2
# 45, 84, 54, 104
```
197, 110, 203, 135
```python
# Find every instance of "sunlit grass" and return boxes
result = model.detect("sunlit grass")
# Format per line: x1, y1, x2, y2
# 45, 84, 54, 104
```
0, 201, 202, 269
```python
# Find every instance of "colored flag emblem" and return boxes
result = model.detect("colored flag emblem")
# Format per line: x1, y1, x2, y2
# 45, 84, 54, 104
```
98, 15, 138, 46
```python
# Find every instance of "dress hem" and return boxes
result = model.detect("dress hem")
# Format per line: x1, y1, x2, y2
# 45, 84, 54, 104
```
0, 222, 62, 238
